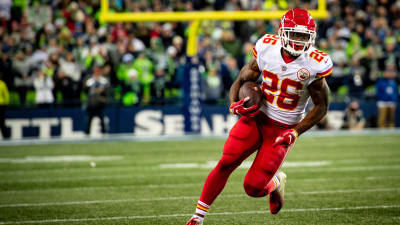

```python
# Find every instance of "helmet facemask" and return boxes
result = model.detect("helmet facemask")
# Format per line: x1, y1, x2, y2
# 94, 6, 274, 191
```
279, 26, 316, 56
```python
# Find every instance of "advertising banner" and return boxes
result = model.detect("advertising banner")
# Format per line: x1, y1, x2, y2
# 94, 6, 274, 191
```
3, 101, 396, 140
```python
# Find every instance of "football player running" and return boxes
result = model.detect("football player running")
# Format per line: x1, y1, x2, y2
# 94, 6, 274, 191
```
186, 8, 332, 225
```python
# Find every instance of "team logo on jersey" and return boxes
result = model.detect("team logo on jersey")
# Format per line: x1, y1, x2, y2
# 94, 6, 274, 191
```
297, 68, 310, 81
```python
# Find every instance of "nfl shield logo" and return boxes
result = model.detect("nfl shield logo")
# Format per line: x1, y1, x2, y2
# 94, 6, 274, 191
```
281, 65, 287, 71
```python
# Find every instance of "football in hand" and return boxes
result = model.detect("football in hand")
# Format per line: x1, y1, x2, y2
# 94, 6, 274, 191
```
238, 81, 263, 108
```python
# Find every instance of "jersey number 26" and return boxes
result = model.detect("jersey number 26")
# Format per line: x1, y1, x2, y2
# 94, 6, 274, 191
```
262, 70, 303, 111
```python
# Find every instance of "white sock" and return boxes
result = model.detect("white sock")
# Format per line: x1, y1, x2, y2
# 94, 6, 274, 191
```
267, 175, 281, 193
195, 200, 210, 218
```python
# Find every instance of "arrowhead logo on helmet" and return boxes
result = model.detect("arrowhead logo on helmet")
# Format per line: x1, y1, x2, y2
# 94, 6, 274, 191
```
278, 8, 316, 56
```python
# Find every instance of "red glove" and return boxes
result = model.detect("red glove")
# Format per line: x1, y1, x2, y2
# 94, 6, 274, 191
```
273, 129, 298, 148
229, 97, 260, 117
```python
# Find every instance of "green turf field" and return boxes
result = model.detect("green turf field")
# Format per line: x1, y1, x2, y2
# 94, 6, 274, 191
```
0, 134, 399, 225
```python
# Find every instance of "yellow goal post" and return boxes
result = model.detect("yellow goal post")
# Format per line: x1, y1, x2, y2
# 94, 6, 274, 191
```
99, 0, 328, 56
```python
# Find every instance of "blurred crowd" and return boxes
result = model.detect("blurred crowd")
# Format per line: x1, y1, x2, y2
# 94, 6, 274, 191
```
0, 0, 399, 111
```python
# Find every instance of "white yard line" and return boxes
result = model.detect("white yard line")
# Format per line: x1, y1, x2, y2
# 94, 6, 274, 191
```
0, 155, 123, 163
0, 172, 210, 184
0, 183, 204, 194
0, 187, 398, 208
1, 164, 400, 184
1, 173, 400, 194
292, 165, 400, 172
159, 160, 331, 169
0, 167, 396, 187
1, 158, 400, 176
0, 205, 398, 224
288, 187, 400, 195
0, 166, 142, 176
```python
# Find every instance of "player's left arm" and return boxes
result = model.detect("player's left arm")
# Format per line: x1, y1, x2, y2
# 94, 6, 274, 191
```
275, 50, 332, 147
228, 58, 261, 117
274, 78, 329, 147
294, 78, 330, 135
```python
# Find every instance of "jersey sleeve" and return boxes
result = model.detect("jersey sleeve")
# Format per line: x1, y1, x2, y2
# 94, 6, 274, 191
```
315, 55, 333, 78
253, 34, 278, 72
252, 35, 266, 72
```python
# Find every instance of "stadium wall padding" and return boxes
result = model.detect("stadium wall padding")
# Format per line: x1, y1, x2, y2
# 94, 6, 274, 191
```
3, 101, 399, 139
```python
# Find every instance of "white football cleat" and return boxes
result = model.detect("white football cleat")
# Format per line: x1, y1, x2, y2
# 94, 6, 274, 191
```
277, 171, 287, 197
269, 171, 287, 214
186, 215, 204, 225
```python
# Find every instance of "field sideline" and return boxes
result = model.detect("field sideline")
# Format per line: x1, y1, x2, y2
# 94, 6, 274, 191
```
0, 131, 399, 224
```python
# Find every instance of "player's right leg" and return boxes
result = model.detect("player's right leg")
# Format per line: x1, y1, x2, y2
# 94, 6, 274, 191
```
242, 117, 293, 214
186, 116, 262, 225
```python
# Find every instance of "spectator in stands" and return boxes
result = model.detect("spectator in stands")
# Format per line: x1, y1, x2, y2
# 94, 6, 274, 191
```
328, 42, 348, 96
0, 75, 9, 139
0, 0, 11, 21
73, 37, 86, 67
220, 55, 238, 98
111, 23, 128, 42
59, 52, 81, 84
133, 52, 154, 104
164, 46, 180, 97
172, 35, 185, 58
151, 65, 167, 105
12, 50, 33, 105
221, 30, 241, 60
58, 52, 82, 103
33, 69, 54, 107
347, 57, 366, 100
82, 36, 102, 70
0, 47, 13, 92
327, 20, 350, 48
342, 100, 366, 130
84, 64, 110, 135
116, 53, 138, 102
376, 64, 398, 128
31, 44, 48, 66
122, 68, 141, 106
129, 32, 146, 54
149, 37, 167, 71
379, 36, 399, 75
161, 23, 174, 48
202, 65, 222, 104
52, 50, 79, 106
46, 37, 58, 55
241, 41, 254, 67
360, 46, 381, 87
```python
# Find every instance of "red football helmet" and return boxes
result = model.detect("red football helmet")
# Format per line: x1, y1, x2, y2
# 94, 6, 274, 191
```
278, 8, 316, 56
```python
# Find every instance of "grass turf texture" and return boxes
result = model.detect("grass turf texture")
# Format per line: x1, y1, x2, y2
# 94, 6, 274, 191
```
0, 134, 399, 225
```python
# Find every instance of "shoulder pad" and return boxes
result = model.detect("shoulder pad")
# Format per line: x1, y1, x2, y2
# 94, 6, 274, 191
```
307, 47, 333, 78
